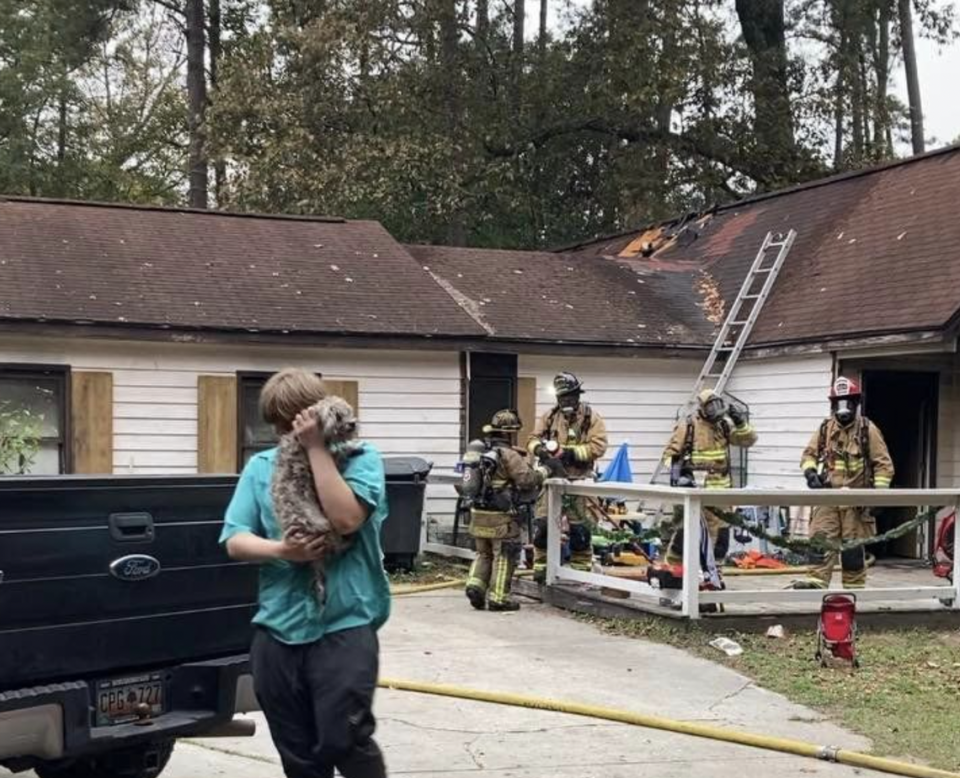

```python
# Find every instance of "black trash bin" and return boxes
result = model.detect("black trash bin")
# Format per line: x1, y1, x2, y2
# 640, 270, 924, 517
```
382, 456, 433, 571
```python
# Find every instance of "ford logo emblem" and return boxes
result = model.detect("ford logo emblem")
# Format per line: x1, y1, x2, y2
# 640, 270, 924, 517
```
109, 555, 161, 582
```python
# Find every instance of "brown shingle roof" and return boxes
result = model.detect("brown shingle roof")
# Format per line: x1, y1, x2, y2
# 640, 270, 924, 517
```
569, 145, 960, 347
0, 197, 486, 338
406, 245, 714, 347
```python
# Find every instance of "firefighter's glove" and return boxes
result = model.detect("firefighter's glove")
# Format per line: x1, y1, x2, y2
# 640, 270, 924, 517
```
805, 468, 825, 490
560, 447, 578, 467
534, 443, 552, 463
728, 405, 747, 427
539, 458, 567, 479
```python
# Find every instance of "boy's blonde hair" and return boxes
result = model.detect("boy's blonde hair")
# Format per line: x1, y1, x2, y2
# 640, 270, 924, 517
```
259, 368, 326, 432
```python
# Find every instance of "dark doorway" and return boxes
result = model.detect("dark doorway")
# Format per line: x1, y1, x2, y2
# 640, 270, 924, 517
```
465, 353, 518, 443
861, 370, 939, 559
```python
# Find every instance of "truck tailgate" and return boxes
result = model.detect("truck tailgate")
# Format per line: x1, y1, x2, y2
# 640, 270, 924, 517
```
0, 475, 256, 690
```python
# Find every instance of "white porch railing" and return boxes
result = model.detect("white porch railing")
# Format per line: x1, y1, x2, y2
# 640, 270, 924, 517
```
553, 481, 960, 619
422, 473, 960, 619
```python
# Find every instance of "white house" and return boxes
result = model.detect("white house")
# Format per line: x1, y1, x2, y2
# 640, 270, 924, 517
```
3, 145, 960, 560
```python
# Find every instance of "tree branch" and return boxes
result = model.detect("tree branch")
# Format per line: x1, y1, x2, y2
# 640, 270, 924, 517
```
483, 118, 766, 183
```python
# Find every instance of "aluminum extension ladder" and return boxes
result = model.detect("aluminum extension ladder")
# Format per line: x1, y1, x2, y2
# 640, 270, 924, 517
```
648, 229, 797, 486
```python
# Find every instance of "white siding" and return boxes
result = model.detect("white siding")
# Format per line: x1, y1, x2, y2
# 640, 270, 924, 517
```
519, 355, 700, 480
0, 335, 461, 515
520, 352, 834, 489
725, 355, 835, 488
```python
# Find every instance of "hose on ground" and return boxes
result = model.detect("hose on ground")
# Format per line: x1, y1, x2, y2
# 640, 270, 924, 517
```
378, 677, 958, 778
391, 570, 534, 597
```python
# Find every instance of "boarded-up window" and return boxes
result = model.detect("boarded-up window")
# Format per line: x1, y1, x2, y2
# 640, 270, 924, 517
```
0, 365, 70, 474
235, 372, 359, 468
517, 377, 537, 446
71, 371, 113, 474
198, 376, 238, 474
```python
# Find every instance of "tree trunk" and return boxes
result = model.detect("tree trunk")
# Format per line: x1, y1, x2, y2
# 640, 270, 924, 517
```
208, 0, 225, 206
872, 5, 891, 156
476, 0, 488, 46
898, 0, 924, 154
57, 78, 68, 183
833, 29, 846, 169
512, 0, 524, 117
440, 0, 465, 245
186, 0, 208, 209
734, 0, 795, 184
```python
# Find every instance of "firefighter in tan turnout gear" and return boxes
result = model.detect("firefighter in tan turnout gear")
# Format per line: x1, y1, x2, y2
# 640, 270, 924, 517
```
662, 388, 757, 565
528, 373, 608, 580
457, 410, 550, 612
794, 377, 894, 590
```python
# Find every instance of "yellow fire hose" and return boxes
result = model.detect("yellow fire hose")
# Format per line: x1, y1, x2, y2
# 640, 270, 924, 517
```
378, 677, 958, 778
391, 570, 534, 597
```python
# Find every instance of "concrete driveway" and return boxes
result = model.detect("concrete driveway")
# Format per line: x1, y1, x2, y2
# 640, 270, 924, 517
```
14, 590, 873, 777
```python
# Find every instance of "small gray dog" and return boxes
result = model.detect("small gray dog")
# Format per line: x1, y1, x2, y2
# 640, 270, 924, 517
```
271, 395, 363, 603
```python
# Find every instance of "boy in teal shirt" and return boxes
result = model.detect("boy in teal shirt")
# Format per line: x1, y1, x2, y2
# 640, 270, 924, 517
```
220, 368, 390, 778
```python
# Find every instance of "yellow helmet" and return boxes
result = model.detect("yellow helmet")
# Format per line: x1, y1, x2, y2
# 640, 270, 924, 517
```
698, 389, 726, 422
697, 388, 718, 405
482, 409, 522, 434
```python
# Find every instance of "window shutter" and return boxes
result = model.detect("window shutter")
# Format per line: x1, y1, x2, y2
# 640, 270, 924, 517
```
71, 371, 114, 474
517, 377, 537, 446
323, 380, 359, 414
198, 376, 238, 473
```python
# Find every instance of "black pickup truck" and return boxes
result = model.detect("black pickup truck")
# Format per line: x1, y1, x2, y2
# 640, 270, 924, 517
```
0, 462, 428, 778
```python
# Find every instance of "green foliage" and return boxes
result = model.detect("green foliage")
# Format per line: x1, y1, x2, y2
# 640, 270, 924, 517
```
1, 0, 956, 247
0, 401, 43, 475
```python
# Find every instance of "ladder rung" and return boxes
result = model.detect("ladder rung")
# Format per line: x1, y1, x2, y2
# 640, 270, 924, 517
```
743, 294, 761, 300
729, 320, 749, 326
754, 268, 773, 274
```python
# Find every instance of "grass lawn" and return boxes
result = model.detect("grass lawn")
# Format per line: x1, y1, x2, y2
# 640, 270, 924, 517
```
585, 615, 960, 770
388, 554, 471, 587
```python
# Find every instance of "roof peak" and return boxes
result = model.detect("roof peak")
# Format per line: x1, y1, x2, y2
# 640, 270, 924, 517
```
0, 194, 347, 224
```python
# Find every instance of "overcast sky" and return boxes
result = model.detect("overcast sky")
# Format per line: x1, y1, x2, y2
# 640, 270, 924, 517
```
532, 0, 960, 148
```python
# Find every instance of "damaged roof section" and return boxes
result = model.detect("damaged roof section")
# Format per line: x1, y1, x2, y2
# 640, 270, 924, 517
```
406, 245, 715, 347
569, 144, 960, 347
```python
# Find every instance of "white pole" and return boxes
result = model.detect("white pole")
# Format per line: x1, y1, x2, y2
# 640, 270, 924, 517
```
681, 494, 701, 619
546, 481, 562, 586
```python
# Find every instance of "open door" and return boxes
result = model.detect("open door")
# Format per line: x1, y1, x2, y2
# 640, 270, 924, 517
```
861, 370, 938, 559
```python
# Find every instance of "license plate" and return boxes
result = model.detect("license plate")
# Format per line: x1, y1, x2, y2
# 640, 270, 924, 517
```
95, 673, 165, 726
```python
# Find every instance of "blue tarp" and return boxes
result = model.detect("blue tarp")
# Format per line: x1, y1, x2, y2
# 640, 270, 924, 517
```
599, 442, 633, 484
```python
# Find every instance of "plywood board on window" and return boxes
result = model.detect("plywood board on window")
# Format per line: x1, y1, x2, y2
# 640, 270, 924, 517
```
517, 377, 537, 447
198, 375, 237, 473
324, 380, 359, 414
71, 371, 113, 473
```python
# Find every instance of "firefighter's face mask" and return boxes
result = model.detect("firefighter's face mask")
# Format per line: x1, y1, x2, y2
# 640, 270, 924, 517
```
701, 396, 726, 422
557, 392, 580, 416
833, 398, 858, 426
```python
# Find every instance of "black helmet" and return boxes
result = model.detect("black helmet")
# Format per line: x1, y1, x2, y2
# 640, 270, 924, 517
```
553, 372, 583, 397
483, 409, 522, 434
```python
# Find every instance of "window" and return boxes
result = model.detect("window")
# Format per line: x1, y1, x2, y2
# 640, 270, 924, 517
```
237, 372, 281, 466
0, 366, 69, 475
236, 372, 357, 468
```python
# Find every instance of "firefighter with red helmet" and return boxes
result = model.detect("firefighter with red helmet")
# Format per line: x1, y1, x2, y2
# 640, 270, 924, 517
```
793, 377, 894, 589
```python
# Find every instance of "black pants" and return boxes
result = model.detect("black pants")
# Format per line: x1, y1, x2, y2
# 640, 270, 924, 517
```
251, 626, 387, 778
